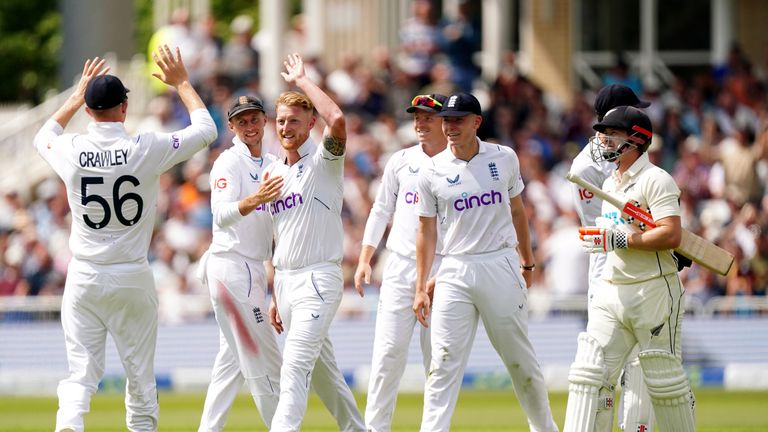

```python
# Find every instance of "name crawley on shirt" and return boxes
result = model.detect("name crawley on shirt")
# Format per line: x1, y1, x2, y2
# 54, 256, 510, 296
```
79, 148, 130, 168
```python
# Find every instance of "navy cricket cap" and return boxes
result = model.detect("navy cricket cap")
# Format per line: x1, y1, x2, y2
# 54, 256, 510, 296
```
227, 95, 265, 120
593, 106, 653, 151
594, 84, 650, 118
85, 75, 129, 110
438, 92, 482, 117
406, 94, 448, 113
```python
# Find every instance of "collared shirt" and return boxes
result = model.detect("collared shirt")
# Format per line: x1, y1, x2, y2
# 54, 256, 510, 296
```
600, 152, 681, 284
570, 139, 615, 282
362, 144, 443, 259
209, 137, 279, 261
33, 109, 216, 265
265, 139, 344, 270
415, 139, 524, 256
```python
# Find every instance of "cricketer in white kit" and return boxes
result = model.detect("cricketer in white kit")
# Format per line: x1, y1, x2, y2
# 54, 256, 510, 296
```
265, 54, 365, 432
413, 93, 558, 432
568, 84, 654, 432
33, 47, 217, 432
566, 106, 695, 432
198, 95, 285, 431
354, 93, 448, 432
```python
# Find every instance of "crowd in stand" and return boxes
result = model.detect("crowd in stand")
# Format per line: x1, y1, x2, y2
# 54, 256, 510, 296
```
1, 3, 766, 322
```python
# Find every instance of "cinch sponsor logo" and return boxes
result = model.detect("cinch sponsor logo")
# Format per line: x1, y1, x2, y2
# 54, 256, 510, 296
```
270, 192, 304, 215
404, 191, 419, 204
453, 190, 502, 211
171, 134, 180, 149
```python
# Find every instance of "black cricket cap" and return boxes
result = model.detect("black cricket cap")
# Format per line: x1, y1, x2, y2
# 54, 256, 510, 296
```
227, 95, 265, 120
406, 93, 448, 113
594, 84, 650, 118
85, 75, 129, 110
593, 106, 653, 150
438, 92, 482, 117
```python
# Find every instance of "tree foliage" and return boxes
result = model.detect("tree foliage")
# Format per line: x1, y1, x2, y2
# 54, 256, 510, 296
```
0, 0, 60, 103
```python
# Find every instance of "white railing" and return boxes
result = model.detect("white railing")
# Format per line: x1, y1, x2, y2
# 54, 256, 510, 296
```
1, 292, 760, 322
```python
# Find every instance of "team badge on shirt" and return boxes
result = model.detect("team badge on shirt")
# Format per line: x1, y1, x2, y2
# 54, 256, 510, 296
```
249, 172, 259, 182
488, 162, 499, 180
446, 174, 460, 186
296, 163, 305, 178
408, 166, 420, 175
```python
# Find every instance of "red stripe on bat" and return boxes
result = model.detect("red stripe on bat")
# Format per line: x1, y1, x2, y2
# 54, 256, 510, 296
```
218, 281, 259, 355
622, 203, 656, 228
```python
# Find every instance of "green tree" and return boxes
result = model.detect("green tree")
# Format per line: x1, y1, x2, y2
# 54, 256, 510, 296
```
0, 0, 60, 104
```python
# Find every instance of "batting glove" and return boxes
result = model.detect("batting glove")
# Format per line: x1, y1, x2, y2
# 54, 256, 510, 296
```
579, 217, 629, 253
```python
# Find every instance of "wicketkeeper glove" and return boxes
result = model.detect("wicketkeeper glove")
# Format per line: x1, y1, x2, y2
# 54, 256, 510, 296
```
579, 217, 629, 253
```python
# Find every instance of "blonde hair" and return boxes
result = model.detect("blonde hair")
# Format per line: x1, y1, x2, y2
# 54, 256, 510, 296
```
275, 91, 314, 113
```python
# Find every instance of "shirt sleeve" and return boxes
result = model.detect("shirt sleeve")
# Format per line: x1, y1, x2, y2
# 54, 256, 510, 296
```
361, 154, 399, 247
33, 120, 70, 177
506, 149, 525, 198
210, 156, 245, 228
151, 108, 217, 174
642, 168, 681, 220
415, 167, 437, 218
316, 136, 345, 178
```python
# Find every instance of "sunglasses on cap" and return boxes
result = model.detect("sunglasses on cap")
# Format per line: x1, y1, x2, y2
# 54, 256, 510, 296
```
411, 95, 443, 108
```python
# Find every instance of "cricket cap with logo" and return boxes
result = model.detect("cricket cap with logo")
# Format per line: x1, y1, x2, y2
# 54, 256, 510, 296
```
594, 84, 650, 119
85, 75, 130, 110
227, 95, 265, 120
406, 93, 448, 113
593, 105, 653, 152
438, 92, 482, 117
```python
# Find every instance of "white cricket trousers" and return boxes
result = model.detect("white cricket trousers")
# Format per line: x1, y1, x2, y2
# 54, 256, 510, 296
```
56, 258, 158, 432
365, 253, 441, 432
270, 262, 365, 432
199, 253, 282, 431
421, 249, 558, 432
586, 274, 686, 387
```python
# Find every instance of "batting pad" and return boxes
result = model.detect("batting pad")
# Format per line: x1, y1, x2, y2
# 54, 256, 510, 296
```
564, 333, 614, 432
619, 356, 654, 431
638, 350, 695, 432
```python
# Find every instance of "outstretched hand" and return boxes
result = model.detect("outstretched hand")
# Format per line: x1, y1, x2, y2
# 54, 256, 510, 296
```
280, 53, 306, 84
152, 45, 189, 87
72, 57, 110, 105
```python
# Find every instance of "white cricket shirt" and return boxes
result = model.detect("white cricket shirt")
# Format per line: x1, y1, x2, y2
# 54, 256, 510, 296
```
600, 153, 681, 284
569, 141, 615, 282
209, 137, 279, 261
33, 109, 216, 265
265, 138, 344, 270
362, 144, 442, 259
415, 139, 524, 256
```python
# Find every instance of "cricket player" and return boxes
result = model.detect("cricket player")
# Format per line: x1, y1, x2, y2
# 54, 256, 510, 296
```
564, 106, 696, 431
354, 93, 448, 431
197, 95, 284, 431
265, 53, 365, 432
413, 92, 558, 432
33, 46, 217, 432
568, 84, 655, 432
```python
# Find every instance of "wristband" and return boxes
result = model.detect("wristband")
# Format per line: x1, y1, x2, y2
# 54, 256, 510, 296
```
521, 264, 536, 271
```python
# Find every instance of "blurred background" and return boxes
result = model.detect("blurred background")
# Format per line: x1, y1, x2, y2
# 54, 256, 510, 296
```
0, 0, 767, 396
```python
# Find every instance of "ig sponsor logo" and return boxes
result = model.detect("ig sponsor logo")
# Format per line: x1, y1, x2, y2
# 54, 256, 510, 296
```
215, 178, 228, 189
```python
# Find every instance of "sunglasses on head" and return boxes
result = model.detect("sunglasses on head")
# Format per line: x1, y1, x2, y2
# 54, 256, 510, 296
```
411, 95, 443, 108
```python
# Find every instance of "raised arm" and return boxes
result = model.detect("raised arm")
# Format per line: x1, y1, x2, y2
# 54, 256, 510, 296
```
281, 53, 346, 155
51, 57, 110, 128
152, 45, 207, 113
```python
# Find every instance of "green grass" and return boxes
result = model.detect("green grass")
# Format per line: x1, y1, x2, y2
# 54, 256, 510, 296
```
1, 389, 767, 431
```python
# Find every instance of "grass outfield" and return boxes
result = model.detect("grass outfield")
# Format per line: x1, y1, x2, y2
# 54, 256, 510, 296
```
1, 389, 767, 431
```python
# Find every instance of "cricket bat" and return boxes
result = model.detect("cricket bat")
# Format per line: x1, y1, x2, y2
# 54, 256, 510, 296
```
566, 172, 734, 275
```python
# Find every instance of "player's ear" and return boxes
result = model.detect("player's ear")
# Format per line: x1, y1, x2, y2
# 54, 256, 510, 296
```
473, 114, 482, 129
